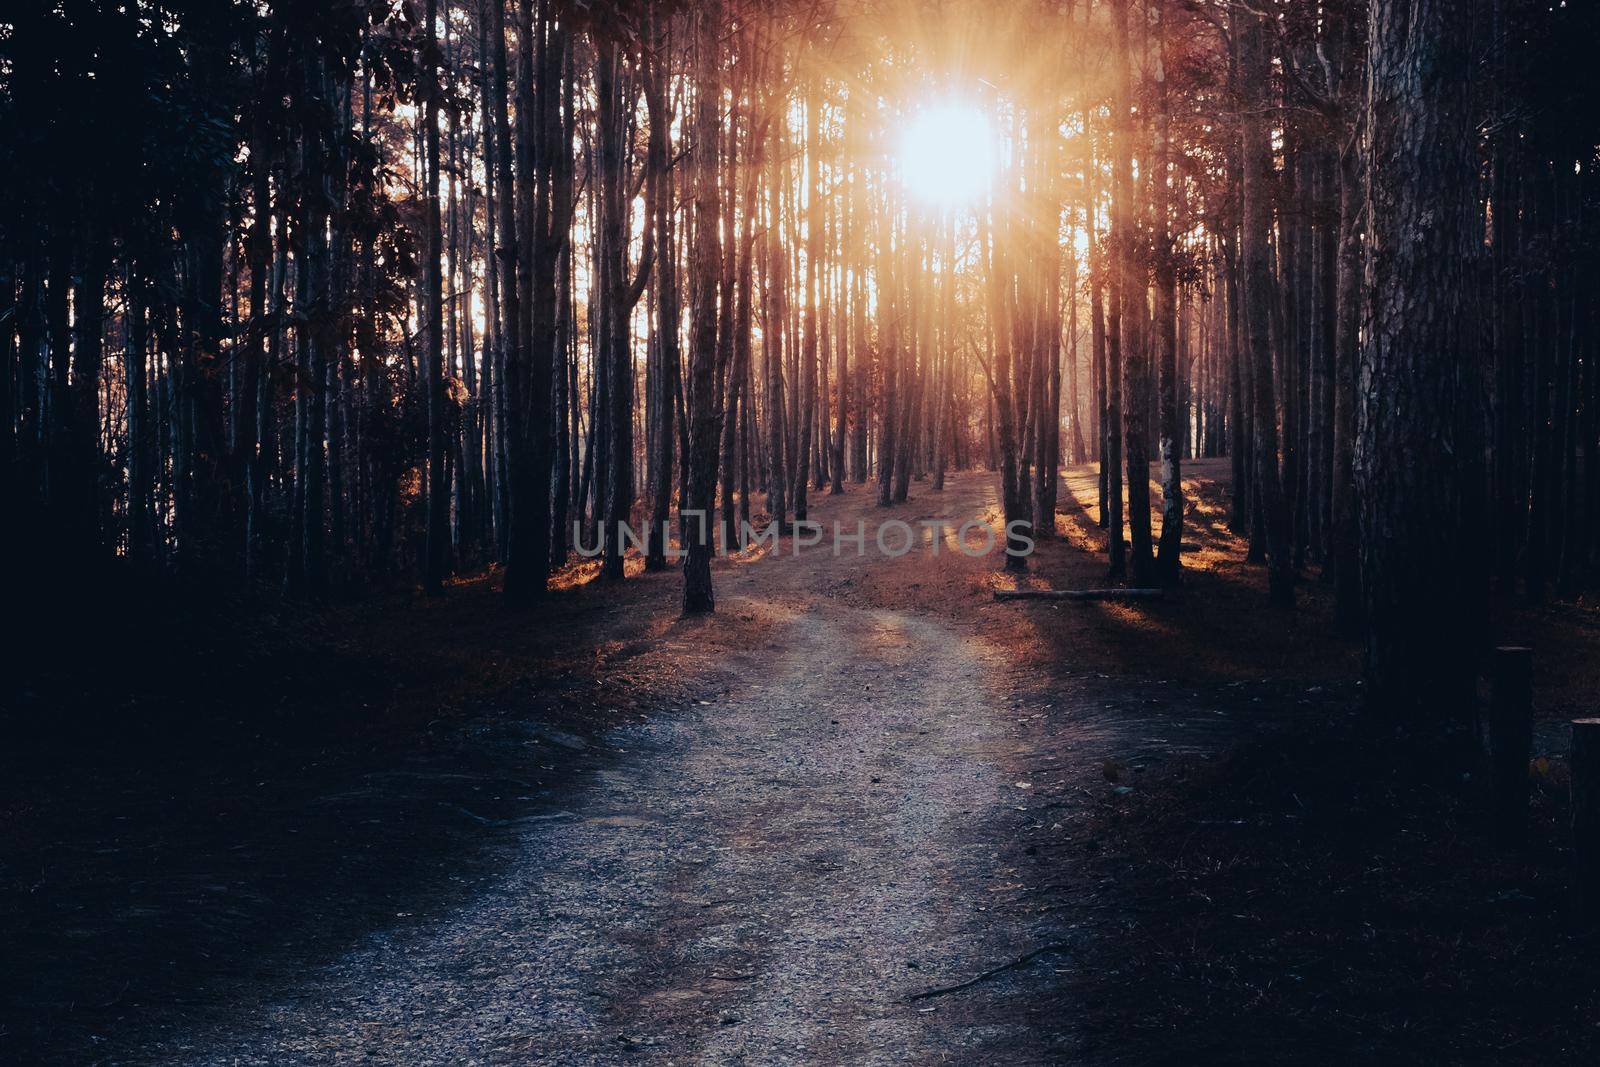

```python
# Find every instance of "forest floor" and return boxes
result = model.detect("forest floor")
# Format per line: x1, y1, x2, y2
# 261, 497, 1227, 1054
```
7, 460, 1600, 1064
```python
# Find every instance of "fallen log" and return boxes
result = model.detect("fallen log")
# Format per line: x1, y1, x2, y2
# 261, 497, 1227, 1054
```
993, 587, 1165, 602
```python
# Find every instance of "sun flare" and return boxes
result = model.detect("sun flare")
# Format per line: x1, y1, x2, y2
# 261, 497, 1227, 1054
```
898, 104, 994, 207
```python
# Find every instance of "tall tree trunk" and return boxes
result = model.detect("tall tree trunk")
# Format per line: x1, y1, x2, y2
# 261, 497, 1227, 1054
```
1112, 0, 1152, 583
794, 80, 821, 523
422, 0, 449, 595
1357, 0, 1481, 718
682, 1, 725, 613
1153, 3, 1183, 584
644, 34, 679, 571
1238, 6, 1293, 606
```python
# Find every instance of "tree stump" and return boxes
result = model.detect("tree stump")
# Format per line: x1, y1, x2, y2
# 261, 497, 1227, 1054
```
1490, 647, 1532, 843
1572, 719, 1600, 908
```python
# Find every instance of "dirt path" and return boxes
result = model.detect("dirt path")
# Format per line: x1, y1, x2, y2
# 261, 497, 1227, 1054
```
162, 600, 1071, 1064
131, 477, 1094, 1065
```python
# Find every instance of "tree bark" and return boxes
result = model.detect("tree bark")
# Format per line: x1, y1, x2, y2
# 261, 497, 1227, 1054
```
1238, 7, 1293, 607
1356, 0, 1481, 718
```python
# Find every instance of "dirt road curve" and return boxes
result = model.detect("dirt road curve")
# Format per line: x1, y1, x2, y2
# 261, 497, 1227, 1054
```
167, 597, 1068, 1064
84, 475, 1108, 1065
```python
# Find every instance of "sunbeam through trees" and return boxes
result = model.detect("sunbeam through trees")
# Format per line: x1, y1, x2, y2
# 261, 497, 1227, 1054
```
4, 0, 1600, 1061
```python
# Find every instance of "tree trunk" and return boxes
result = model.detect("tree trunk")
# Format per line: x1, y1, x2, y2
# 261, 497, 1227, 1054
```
1238, 7, 1293, 606
1356, 0, 1481, 718
422, 0, 449, 596
682, 1, 725, 614
1153, 4, 1183, 584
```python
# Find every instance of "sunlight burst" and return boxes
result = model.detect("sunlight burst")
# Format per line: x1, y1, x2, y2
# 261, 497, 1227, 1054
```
898, 104, 993, 207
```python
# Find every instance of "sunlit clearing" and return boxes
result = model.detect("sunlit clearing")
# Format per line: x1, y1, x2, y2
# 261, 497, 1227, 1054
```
899, 104, 992, 207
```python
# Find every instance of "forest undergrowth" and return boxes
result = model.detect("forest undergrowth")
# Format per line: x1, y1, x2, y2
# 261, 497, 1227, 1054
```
2, 533, 776, 1059
1016, 464, 1600, 1063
